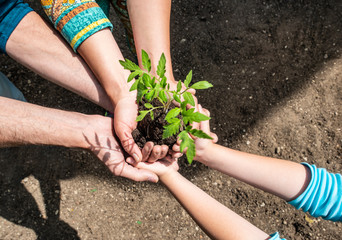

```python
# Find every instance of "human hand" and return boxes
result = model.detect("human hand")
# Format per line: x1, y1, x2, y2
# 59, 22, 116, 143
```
141, 141, 169, 163
113, 92, 142, 162
127, 157, 179, 181
172, 105, 218, 164
113, 92, 172, 163
84, 115, 158, 182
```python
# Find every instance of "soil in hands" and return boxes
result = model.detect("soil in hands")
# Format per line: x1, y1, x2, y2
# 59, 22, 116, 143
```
132, 99, 178, 148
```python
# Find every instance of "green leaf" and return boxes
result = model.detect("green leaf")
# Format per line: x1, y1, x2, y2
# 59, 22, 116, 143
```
137, 89, 147, 103
142, 73, 152, 88
128, 71, 139, 82
153, 87, 160, 100
156, 53, 166, 78
189, 129, 213, 139
136, 110, 149, 121
190, 81, 213, 90
176, 81, 182, 92
183, 92, 195, 106
173, 93, 181, 103
145, 89, 155, 101
141, 49, 151, 72
159, 90, 167, 103
183, 111, 210, 124
150, 111, 154, 120
165, 108, 180, 121
180, 101, 188, 112
182, 108, 195, 116
163, 118, 181, 138
119, 59, 140, 71
144, 103, 153, 109
160, 76, 167, 88
184, 70, 192, 88
129, 80, 139, 91
137, 81, 147, 91
178, 131, 196, 164
151, 77, 157, 88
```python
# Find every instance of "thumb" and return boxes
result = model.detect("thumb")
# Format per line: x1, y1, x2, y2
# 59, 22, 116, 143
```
198, 105, 211, 134
116, 125, 142, 162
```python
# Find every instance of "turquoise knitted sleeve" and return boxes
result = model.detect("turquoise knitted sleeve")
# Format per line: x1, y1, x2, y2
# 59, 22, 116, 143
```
288, 163, 342, 221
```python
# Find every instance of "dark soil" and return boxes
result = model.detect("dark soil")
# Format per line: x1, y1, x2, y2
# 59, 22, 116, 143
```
0, 0, 341, 239
132, 99, 177, 148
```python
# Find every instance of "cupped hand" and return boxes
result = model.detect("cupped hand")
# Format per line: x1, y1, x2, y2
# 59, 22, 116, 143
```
113, 93, 142, 162
172, 105, 218, 162
127, 157, 179, 179
84, 115, 158, 182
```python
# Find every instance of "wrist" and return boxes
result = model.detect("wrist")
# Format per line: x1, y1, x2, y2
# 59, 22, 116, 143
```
195, 143, 217, 166
160, 169, 179, 183
108, 81, 133, 105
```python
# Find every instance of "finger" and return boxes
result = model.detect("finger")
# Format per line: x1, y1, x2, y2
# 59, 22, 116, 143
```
172, 144, 180, 152
117, 127, 142, 162
164, 155, 175, 162
187, 88, 196, 95
172, 152, 183, 159
159, 145, 169, 159
113, 157, 159, 182
198, 107, 211, 134
211, 132, 218, 143
142, 142, 154, 162
148, 145, 162, 163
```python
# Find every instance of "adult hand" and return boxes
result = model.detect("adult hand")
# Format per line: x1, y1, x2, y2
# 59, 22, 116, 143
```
84, 114, 158, 182
113, 92, 143, 163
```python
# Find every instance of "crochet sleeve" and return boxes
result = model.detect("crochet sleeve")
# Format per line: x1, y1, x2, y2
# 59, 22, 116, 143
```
288, 163, 342, 222
40, 0, 113, 52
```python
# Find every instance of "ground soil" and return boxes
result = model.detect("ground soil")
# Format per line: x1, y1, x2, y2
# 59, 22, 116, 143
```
1, 0, 342, 239
132, 99, 177, 148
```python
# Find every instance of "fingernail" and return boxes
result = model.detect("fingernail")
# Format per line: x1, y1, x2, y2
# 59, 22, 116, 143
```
133, 153, 140, 162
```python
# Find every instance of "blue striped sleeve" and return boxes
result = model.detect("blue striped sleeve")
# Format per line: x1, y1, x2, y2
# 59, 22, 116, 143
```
288, 163, 342, 221
269, 232, 286, 240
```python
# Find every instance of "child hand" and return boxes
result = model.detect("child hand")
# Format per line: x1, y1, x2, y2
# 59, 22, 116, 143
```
172, 105, 218, 164
126, 157, 179, 180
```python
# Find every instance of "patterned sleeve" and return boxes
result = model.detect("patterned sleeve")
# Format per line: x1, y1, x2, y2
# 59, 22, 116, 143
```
40, 0, 113, 52
288, 163, 342, 222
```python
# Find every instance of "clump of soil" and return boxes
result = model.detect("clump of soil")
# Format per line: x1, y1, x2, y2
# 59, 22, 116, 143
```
132, 99, 178, 148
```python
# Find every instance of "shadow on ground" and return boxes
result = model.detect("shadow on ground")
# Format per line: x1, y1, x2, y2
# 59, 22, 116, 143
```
0, 0, 341, 239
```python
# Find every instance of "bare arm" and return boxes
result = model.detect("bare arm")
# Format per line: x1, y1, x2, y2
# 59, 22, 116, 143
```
130, 159, 269, 239
186, 107, 311, 202
6, 12, 113, 112
162, 171, 269, 240
0, 96, 158, 182
0, 96, 87, 148
127, 0, 175, 83
199, 144, 311, 201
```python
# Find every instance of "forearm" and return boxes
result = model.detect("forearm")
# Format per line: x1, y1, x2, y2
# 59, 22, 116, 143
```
202, 144, 310, 201
77, 29, 132, 105
160, 171, 268, 239
127, 0, 175, 82
6, 12, 113, 111
0, 97, 89, 148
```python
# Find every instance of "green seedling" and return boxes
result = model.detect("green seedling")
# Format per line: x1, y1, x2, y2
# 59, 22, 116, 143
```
119, 50, 213, 164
